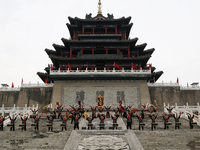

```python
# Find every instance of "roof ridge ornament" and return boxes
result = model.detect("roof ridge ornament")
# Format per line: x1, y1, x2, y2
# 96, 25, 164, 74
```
98, 0, 102, 15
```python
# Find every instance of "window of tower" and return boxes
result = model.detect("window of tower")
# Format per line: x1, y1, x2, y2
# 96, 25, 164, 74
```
107, 28, 115, 34
95, 28, 105, 34
84, 28, 93, 34
108, 49, 117, 54
83, 49, 92, 54
95, 49, 106, 54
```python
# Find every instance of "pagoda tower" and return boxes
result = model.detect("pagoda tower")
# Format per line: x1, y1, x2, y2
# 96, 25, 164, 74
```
37, 1, 163, 107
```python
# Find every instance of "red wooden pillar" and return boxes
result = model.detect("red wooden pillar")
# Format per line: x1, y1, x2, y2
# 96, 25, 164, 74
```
128, 48, 130, 57
81, 48, 83, 54
93, 27, 95, 34
117, 48, 119, 54
82, 27, 85, 34
115, 27, 117, 34
70, 48, 72, 58
105, 27, 107, 34
92, 48, 94, 54
73, 32, 75, 40
106, 48, 108, 54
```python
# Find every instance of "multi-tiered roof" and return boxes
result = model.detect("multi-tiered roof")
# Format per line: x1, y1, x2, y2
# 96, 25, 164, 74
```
37, 6, 163, 83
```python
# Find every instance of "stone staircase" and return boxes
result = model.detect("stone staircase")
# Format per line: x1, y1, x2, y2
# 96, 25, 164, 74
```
123, 112, 200, 150
0, 112, 200, 150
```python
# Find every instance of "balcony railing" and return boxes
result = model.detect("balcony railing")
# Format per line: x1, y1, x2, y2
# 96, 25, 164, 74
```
50, 67, 151, 75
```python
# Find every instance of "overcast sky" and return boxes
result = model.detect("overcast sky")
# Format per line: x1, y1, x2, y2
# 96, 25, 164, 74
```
0, 0, 199, 87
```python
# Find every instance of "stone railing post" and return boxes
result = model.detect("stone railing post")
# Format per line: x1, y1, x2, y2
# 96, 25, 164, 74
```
175, 103, 179, 115
1, 104, 4, 117
131, 67, 133, 72
17, 106, 19, 116
25, 104, 27, 116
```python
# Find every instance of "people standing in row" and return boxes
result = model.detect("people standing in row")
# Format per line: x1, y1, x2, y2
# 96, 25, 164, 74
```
33, 115, 41, 131
9, 115, 17, 131
21, 116, 28, 131
149, 113, 158, 130
0, 116, 5, 131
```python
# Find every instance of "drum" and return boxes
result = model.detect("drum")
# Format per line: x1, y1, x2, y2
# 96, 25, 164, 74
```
31, 124, 37, 127
176, 122, 181, 126
60, 124, 66, 127
88, 124, 93, 127
19, 124, 25, 127
191, 122, 197, 126
140, 123, 145, 126
113, 123, 118, 127
47, 123, 52, 127
166, 123, 172, 126
152, 123, 158, 126
99, 123, 105, 127
7, 124, 13, 127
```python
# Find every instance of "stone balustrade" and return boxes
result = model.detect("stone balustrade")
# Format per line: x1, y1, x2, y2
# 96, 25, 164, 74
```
50, 67, 151, 75
21, 83, 53, 88
164, 103, 200, 125
0, 104, 38, 127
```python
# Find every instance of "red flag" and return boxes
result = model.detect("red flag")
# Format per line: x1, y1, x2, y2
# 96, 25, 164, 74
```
91, 66, 93, 71
65, 65, 68, 70
78, 66, 81, 71
68, 63, 72, 71
45, 77, 48, 83
132, 63, 138, 69
120, 66, 122, 70
177, 77, 179, 83
12, 82, 14, 88
139, 66, 141, 70
114, 62, 120, 70
149, 64, 152, 71
51, 64, 53, 71
59, 66, 62, 71
187, 82, 189, 87
21, 78, 23, 84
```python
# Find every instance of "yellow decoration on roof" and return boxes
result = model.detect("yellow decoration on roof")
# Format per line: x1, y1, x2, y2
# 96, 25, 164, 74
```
98, 0, 102, 15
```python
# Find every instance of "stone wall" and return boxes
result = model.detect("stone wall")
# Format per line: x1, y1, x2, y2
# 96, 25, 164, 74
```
0, 84, 200, 112
0, 91, 19, 107
0, 87, 52, 112
51, 80, 151, 108
149, 86, 200, 112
